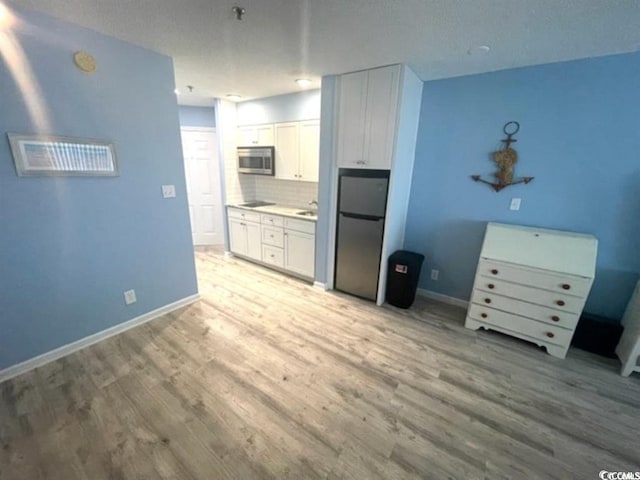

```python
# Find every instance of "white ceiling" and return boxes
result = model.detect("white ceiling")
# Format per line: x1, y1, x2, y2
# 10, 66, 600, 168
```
13, 0, 640, 106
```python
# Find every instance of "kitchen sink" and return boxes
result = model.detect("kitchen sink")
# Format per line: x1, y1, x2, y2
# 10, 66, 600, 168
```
296, 210, 317, 217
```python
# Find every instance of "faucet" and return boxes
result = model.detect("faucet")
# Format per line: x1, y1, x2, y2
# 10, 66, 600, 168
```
308, 200, 318, 208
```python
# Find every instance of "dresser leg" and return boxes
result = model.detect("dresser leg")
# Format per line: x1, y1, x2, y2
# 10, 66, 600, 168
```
545, 344, 569, 359
465, 317, 483, 330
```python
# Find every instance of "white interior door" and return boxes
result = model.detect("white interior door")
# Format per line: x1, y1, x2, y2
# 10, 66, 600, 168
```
181, 128, 223, 245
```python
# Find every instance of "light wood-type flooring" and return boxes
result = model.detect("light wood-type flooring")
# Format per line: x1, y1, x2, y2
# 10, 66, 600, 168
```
1, 248, 639, 479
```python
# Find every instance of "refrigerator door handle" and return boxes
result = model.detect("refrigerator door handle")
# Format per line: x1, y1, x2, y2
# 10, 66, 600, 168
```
340, 212, 384, 222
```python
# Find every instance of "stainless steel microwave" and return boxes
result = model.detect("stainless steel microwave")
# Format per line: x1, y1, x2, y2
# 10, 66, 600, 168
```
237, 146, 275, 175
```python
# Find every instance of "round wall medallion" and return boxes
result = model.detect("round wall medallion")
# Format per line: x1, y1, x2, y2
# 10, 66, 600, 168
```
73, 51, 96, 73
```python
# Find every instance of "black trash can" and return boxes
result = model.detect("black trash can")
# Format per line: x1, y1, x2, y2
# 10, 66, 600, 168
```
386, 250, 425, 309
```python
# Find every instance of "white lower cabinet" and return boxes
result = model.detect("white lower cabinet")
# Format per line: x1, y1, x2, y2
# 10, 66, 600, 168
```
228, 217, 261, 261
228, 207, 315, 280
284, 230, 315, 278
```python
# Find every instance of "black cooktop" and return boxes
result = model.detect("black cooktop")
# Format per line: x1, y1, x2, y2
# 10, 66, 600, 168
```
239, 201, 276, 208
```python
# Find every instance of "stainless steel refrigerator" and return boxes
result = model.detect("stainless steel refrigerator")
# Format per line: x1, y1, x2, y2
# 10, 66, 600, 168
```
334, 171, 389, 300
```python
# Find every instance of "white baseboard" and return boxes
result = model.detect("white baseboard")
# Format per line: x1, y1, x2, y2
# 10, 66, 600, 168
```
224, 251, 233, 257
416, 288, 468, 309
313, 281, 328, 291
0, 293, 200, 384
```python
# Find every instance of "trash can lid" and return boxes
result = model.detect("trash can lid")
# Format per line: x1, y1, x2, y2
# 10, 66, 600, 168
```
389, 250, 425, 263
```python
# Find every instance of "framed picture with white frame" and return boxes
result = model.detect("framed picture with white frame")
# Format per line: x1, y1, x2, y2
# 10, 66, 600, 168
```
7, 133, 119, 177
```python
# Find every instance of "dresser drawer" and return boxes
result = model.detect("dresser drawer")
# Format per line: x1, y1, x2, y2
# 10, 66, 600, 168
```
478, 259, 591, 297
468, 304, 573, 346
261, 225, 284, 248
262, 245, 284, 268
470, 289, 579, 330
261, 213, 284, 227
284, 217, 315, 235
475, 278, 585, 314
227, 207, 261, 223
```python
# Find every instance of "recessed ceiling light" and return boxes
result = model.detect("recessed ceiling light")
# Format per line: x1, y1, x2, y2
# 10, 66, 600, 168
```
227, 94, 242, 101
295, 78, 312, 88
468, 45, 491, 55
174, 88, 180, 95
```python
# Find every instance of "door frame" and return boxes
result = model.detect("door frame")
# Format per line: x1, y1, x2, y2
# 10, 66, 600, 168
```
180, 126, 225, 246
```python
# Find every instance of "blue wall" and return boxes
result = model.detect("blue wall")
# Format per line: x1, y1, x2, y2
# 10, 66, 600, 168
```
0, 4, 197, 369
236, 89, 321, 125
178, 106, 216, 128
405, 52, 640, 321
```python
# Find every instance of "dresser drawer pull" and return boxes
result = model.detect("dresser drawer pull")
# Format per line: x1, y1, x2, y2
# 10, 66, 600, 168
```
491, 269, 499, 275
551, 315, 560, 322
487, 283, 495, 289
484, 298, 492, 304
556, 300, 565, 306
561, 283, 571, 290
481, 313, 488, 318
545, 332, 555, 339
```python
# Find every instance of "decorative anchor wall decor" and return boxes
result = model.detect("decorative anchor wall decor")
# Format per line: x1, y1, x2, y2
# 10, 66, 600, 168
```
471, 121, 534, 192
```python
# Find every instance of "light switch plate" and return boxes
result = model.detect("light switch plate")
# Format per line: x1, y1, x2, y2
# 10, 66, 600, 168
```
510, 198, 521, 211
162, 185, 176, 198
124, 289, 137, 305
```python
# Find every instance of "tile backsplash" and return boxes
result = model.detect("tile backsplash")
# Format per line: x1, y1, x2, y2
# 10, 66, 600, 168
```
254, 177, 318, 207
226, 174, 318, 208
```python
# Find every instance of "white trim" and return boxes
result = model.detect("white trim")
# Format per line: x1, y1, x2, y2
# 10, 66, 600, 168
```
313, 281, 328, 291
224, 251, 234, 257
0, 294, 200, 384
416, 288, 468, 309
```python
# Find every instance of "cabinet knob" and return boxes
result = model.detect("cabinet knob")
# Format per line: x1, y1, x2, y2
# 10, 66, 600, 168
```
561, 284, 571, 290
484, 298, 491, 304
556, 300, 565, 306
546, 332, 555, 338
551, 315, 560, 322
488, 283, 495, 289
270, 234, 274, 238
240, 222, 246, 226
270, 254, 275, 258
491, 269, 499, 275
481, 313, 488, 318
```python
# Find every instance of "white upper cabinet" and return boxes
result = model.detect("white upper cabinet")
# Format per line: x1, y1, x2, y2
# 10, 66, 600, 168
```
238, 124, 274, 146
274, 122, 300, 181
336, 65, 400, 169
274, 120, 320, 182
298, 120, 320, 182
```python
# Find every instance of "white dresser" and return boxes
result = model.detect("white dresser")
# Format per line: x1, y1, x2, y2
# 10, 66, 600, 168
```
465, 223, 598, 358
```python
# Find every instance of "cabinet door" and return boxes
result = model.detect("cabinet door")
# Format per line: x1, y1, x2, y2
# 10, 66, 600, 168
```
237, 126, 258, 146
284, 230, 315, 278
238, 125, 274, 146
256, 125, 274, 146
245, 221, 262, 261
228, 218, 248, 255
274, 122, 300, 180
298, 120, 320, 182
363, 65, 399, 169
336, 71, 368, 168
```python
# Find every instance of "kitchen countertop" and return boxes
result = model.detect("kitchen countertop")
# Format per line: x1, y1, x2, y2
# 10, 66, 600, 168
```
227, 203, 317, 221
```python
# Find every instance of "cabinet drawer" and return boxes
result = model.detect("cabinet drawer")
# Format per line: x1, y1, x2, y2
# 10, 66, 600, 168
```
261, 225, 284, 248
478, 259, 591, 298
261, 213, 284, 227
227, 208, 261, 223
262, 245, 284, 268
475, 278, 585, 314
284, 217, 315, 234
468, 304, 573, 346
470, 289, 579, 330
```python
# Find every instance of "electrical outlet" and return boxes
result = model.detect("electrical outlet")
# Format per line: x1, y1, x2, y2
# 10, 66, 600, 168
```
162, 185, 176, 198
431, 269, 439, 281
124, 289, 137, 305
510, 198, 521, 211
